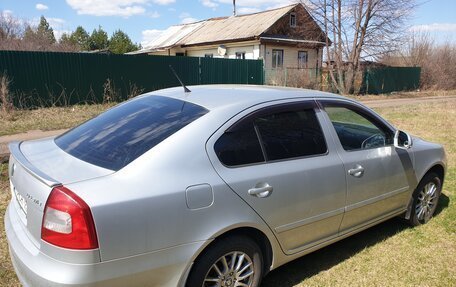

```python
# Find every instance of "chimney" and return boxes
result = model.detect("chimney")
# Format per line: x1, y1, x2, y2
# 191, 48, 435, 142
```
233, 0, 236, 16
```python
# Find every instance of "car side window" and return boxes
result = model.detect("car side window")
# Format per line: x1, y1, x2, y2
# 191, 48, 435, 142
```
254, 108, 327, 161
215, 104, 327, 167
214, 121, 265, 166
324, 106, 393, 151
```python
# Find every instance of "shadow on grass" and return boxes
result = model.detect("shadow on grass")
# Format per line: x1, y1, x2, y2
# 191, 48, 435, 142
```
261, 194, 450, 287
434, 193, 450, 217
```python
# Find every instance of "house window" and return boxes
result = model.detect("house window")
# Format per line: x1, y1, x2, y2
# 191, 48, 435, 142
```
290, 12, 297, 27
205, 54, 213, 58
298, 51, 308, 69
235, 52, 246, 59
272, 49, 284, 69
175, 52, 185, 56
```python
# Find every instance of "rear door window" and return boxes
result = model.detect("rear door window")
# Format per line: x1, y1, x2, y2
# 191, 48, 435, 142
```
254, 108, 327, 161
214, 121, 265, 167
214, 102, 327, 166
55, 95, 208, 171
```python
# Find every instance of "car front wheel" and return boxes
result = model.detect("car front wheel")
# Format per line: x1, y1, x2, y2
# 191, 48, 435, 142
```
409, 172, 442, 226
186, 236, 263, 287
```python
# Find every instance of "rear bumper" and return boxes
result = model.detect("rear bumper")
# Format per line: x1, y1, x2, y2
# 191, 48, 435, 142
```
5, 202, 205, 287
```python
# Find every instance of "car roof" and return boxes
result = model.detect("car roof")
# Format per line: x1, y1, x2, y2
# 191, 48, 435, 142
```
150, 85, 349, 110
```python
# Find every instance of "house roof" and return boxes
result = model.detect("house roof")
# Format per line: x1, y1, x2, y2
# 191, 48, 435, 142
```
177, 4, 297, 47
132, 4, 325, 54
141, 22, 204, 52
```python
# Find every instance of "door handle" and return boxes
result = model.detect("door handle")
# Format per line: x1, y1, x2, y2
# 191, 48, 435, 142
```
248, 183, 273, 198
348, 164, 365, 178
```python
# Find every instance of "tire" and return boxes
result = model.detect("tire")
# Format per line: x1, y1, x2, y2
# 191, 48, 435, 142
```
408, 172, 442, 226
186, 236, 263, 287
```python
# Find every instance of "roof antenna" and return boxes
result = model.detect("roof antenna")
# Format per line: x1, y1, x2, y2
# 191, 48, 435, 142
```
169, 65, 191, 93
233, 0, 236, 16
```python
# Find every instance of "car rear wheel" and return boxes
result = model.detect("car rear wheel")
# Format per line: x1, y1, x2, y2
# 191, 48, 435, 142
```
408, 172, 442, 226
186, 236, 263, 287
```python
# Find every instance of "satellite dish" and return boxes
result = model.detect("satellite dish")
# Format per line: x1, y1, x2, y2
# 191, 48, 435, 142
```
217, 45, 227, 56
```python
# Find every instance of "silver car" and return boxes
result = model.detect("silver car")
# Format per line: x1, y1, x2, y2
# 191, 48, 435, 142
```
5, 85, 446, 287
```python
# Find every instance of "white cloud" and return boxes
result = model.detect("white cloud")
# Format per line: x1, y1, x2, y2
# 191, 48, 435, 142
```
141, 29, 164, 46
216, 0, 296, 7
66, 0, 148, 17
237, 7, 261, 14
201, 0, 218, 9
54, 29, 71, 41
178, 12, 198, 24
36, 3, 49, 11
47, 17, 65, 26
1, 10, 13, 16
148, 11, 160, 18
179, 12, 190, 18
181, 17, 198, 24
411, 23, 456, 33
152, 0, 175, 4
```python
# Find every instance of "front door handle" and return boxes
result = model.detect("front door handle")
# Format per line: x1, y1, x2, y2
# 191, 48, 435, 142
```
248, 183, 273, 198
348, 164, 365, 178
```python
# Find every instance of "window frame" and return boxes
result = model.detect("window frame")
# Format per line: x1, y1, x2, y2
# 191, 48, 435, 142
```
215, 100, 329, 168
235, 52, 246, 59
272, 49, 284, 69
290, 12, 297, 27
318, 99, 396, 152
298, 51, 308, 69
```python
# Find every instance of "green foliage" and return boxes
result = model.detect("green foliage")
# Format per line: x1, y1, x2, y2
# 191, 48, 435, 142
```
69, 26, 90, 50
59, 32, 71, 44
89, 26, 109, 51
36, 16, 55, 44
108, 29, 140, 54
22, 16, 55, 47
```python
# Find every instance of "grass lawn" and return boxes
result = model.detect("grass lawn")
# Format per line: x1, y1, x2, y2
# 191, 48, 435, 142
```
0, 98, 455, 286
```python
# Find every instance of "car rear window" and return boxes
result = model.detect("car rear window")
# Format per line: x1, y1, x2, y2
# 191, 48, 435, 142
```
55, 95, 208, 171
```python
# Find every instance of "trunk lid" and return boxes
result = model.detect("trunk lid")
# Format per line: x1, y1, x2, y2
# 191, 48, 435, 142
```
8, 138, 113, 249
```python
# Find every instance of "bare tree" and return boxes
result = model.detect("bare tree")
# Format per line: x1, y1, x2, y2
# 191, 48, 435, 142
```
0, 11, 26, 50
381, 31, 456, 90
304, 0, 416, 94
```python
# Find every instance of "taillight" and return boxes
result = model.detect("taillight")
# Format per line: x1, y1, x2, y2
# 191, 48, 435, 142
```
41, 186, 98, 250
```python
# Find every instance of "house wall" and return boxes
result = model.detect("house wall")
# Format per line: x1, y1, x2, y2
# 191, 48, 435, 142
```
262, 44, 321, 70
185, 42, 260, 59
148, 43, 323, 71
265, 4, 326, 43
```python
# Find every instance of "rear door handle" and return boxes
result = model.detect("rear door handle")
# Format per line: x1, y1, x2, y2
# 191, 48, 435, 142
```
348, 164, 365, 178
248, 183, 273, 198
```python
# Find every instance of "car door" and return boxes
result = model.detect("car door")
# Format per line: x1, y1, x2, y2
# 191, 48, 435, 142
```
319, 100, 412, 234
206, 100, 347, 254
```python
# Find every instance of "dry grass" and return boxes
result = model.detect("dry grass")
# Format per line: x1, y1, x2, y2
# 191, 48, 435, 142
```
0, 100, 455, 286
0, 163, 19, 286
0, 103, 114, 137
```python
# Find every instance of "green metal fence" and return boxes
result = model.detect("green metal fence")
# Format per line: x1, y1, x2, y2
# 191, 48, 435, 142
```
361, 67, 421, 94
0, 50, 264, 108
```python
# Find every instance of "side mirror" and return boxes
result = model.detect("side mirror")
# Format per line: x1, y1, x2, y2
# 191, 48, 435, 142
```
394, 130, 413, 149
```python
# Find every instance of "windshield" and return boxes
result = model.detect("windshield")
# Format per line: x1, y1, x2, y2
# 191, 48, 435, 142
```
55, 95, 208, 171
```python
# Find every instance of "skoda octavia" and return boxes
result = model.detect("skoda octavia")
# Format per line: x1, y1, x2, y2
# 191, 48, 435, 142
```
5, 85, 446, 286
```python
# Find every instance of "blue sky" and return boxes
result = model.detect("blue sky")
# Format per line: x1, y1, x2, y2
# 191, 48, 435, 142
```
1, 0, 455, 46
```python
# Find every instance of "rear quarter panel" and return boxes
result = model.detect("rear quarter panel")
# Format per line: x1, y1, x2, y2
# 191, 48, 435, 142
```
66, 109, 280, 262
